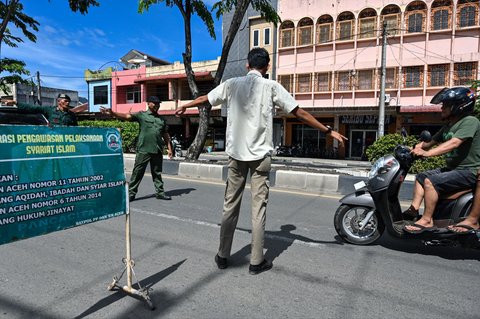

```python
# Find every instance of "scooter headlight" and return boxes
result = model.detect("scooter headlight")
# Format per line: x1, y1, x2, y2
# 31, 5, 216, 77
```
368, 157, 397, 179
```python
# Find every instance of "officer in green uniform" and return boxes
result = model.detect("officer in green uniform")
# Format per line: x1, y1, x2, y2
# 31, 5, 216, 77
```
3, 93, 78, 126
101, 96, 173, 201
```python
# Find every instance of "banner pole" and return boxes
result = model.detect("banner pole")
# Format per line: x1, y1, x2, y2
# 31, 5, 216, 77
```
107, 182, 155, 310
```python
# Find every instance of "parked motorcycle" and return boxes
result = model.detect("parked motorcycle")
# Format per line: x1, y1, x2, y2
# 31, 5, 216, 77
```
334, 130, 480, 249
171, 135, 183, 158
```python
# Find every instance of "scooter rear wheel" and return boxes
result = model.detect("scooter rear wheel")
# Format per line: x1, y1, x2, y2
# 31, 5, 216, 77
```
334, 204, 385, 245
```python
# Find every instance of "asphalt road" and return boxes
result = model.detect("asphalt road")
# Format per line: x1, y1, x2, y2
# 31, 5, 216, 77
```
1, 175, 479, 319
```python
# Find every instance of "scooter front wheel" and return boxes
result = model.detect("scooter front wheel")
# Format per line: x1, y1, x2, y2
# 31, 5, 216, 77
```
334, 204, 385, 245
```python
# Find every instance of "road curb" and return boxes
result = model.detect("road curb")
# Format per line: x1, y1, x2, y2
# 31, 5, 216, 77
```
123, 155, 414, 199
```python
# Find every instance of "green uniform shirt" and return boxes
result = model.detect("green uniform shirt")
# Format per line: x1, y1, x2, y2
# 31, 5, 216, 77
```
131, 110, 168, 154
433, 115, 480, 173
17, 102, 78, 126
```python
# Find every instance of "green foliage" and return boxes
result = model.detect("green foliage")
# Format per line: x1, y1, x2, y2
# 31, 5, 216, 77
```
0, 1, 39, 47
79, 120, 139, 153
0, 57, 31, 93
212, 0, 280, 26
138, 0, 216, 39
365, 133, 446, 174
67, 0, 100, 14
470, 79, 480, 118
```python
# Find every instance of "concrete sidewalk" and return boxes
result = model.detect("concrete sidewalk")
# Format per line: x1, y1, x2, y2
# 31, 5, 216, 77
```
123, 152, 416, 200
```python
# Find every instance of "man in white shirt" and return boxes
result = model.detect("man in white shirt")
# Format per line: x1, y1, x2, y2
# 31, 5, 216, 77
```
176, 48, 347, 275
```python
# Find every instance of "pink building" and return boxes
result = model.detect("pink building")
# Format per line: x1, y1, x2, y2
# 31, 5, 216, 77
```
276, 0, 479, 159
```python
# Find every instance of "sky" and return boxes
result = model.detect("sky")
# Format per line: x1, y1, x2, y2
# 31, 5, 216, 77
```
2, 0, 224, 98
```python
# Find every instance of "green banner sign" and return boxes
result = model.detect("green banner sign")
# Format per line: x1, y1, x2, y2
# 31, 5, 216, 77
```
0, 125, 126, 245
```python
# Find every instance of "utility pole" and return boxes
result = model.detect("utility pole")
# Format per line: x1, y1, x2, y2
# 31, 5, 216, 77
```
36, 71, 42, 105
378, 21, 387, 138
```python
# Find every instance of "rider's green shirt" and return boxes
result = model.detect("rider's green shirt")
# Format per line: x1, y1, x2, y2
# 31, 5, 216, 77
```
433, 115, 480, 173
17, 102, 78, 126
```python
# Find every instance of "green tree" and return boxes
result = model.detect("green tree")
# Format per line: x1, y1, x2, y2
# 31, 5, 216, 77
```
0, 0, 39, 94
0, 0, 99, 95
138, 0, 280, 160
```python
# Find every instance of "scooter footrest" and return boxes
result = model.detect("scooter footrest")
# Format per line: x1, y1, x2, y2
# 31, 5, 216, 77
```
433, 219, 454, 229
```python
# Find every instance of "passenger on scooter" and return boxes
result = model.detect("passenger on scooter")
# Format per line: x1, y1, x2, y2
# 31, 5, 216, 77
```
403, 87, 480, 234
447, 169, 480, 233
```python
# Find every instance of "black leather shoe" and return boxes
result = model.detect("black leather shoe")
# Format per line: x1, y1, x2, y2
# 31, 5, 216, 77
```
249, 259, 272, 275
156, 194, 172, 200
214, 254, 228, 269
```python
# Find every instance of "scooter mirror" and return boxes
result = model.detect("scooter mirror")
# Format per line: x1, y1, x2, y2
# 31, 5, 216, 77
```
419, 130, 432, 142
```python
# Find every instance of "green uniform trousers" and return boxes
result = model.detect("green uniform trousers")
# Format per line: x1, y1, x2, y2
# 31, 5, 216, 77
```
129, 152, 165, 198
218, 156, 271, 265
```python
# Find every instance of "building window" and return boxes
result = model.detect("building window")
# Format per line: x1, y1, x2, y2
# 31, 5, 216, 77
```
358, 17, 376, 38
385, 68, 399, 89
457, 1, 479, 28
337, 21, 353, 40
278, 74, 293, 93
335, 71, 352, 91
433, 9, 450, 29
280, 21, 295, 48
296, 73, 312, 93
403, 66, 424, 88
93, 85, 108, 105
252, 29, 259, 47
405, 2, 427, 33
126, 86, 141, 103
314, 72, 331, 92
337, 12, 354, 41
454, 62, 477, 85
358, 8, 377, 39
428, 64, 449, 87
381, 5, 401, 35
264, 28, 271, 46
407, 13, 424, 32
357, 70, 374, 90
316, 15, 333, 44
431, 0, 452, 30
297, 18, 313, 46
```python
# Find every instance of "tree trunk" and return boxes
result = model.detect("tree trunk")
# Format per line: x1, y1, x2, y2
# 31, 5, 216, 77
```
184, 0, 251, 160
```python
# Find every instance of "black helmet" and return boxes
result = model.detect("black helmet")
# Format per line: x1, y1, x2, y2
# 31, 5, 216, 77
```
430, 87, 476, 116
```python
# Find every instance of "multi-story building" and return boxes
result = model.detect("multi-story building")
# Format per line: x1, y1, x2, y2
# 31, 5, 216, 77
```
276, 0, 479, 159
85, 50, 221, 147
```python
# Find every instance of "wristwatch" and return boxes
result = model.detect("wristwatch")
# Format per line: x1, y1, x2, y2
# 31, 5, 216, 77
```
325, 125, 333, 134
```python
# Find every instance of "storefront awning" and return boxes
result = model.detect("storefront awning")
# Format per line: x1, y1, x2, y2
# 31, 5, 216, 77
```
398, 105, 441, 113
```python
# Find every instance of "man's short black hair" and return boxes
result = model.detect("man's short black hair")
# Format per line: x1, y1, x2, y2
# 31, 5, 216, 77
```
247, 48, 270, 70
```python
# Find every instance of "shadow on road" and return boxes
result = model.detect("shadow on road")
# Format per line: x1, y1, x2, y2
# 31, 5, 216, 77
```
235, 224, 343, 263
133, 188, 196, 201
378, 232, 480, 261
74, 259, 187, 318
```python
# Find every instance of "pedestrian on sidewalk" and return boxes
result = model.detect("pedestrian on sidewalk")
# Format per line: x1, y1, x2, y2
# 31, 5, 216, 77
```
176, 48, 347, 275
101, 96, 173, 201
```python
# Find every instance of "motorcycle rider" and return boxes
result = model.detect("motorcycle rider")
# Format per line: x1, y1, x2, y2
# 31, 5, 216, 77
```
404, 87, 480, 234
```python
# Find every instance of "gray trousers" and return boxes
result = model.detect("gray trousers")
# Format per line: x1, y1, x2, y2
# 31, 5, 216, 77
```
218, 156, 271, 265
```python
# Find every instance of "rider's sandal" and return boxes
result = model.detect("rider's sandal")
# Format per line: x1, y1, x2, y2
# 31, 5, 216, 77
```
402, 205, 419, 221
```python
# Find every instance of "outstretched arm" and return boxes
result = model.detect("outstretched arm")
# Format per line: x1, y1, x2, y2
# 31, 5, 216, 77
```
291, 107, 347, 147
100, 107, 133, 121
175, 95, 210, 116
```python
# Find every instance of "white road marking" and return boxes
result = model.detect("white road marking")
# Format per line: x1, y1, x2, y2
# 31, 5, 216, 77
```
131, 207, 326, 248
